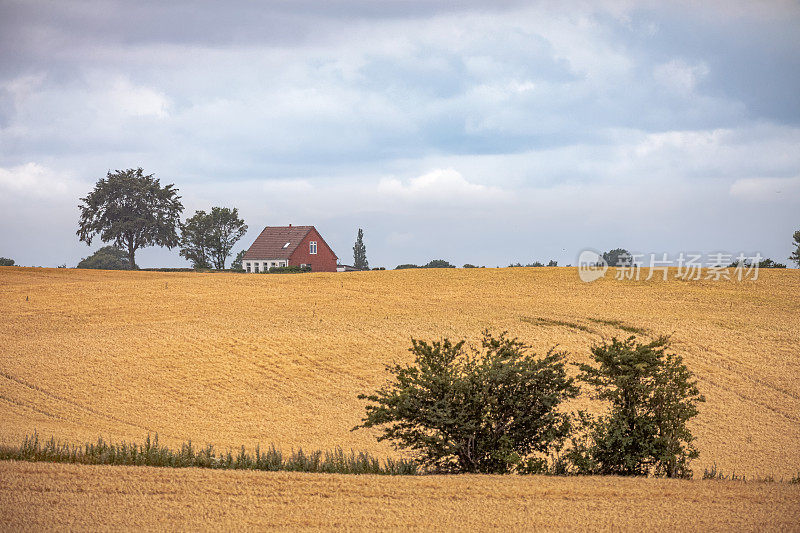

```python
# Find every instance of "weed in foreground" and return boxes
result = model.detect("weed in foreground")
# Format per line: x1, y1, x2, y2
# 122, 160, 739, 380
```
0, 432, 417, 475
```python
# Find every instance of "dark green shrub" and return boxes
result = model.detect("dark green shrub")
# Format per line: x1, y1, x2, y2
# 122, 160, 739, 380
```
262, 265, 311, 274
791, 230, 800, 267
728, 258, 787, 269
602, 248, 632, 267
230, 250, 246, 272
354, 331, 578, 474
0, 257, 15, 266
395, 264, 420, 270
423, 259, 455, 268
571, 336, 705, 478
509, 261, 558, 267
77, 246, 133, 270
138, 267, 196, 272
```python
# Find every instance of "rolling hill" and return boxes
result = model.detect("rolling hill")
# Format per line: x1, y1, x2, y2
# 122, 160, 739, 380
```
1, 266, 798, 477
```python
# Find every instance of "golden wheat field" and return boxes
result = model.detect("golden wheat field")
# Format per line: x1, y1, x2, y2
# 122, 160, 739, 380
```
1, 461, 799, 531
2, 266, 800, 529
1, 265, 799, 477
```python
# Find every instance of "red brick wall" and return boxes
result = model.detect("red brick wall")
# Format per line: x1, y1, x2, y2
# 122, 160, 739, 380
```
289, 228, 338, 272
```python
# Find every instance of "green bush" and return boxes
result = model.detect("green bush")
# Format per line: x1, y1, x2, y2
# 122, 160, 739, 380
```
728, 258, 786, 269
570, 336, 705, 478
138, 267, 196, 272
261, 265, 312, 274
77, 246, 133, 270
790, 230, 800, 267
423, 259, 455, 268
509, 261, 558, 267
230, 250, 246, 272
602, 248, 632, 267
354, 331, 578, 474
0, 257, 14, 266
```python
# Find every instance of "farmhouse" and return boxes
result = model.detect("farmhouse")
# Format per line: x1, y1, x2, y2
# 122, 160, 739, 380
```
242, 225, 338, 273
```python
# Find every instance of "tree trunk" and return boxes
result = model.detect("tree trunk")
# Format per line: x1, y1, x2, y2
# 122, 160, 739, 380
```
127, 242, 138, 270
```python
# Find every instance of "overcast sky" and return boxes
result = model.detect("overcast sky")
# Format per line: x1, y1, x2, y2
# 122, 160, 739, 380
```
1, 0, 798, 268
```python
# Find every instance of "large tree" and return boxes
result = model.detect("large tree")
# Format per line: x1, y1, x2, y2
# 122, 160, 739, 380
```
208, 207, 247, 270
353, 228, 368, 270
602, 248, 632, 268
179, 210, 214, 269
180, 207, 247, 270
790, 230, 800, 267
231, 249, 246, 272
355, 331, 578, 474
77, 168, 183, 269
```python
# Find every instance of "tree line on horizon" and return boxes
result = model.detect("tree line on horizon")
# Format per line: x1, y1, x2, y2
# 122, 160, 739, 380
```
76, 168, 247, 270
72, 168, 373, 272
4, 167, 799, 270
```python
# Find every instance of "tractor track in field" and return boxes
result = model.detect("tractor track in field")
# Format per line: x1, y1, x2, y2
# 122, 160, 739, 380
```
0, 371, 178, 439
0, 394, 71, 423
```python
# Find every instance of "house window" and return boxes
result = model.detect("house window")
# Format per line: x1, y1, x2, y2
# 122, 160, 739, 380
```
253, 263, 259, 273
310, 241, 317, 254
246, 262, 251, 273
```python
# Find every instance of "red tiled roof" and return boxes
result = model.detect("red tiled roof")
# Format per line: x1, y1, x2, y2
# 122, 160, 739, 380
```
243, 226, 314, 260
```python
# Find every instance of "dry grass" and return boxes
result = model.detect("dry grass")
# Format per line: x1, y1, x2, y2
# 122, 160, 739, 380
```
1, 266, 799, 478
1, 461, 798, 531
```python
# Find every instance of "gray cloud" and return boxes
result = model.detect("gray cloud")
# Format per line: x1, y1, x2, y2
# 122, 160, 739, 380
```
0, 0, 798, 268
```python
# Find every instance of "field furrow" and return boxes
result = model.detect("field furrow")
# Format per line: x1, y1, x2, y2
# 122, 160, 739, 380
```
1, 266, 798, 477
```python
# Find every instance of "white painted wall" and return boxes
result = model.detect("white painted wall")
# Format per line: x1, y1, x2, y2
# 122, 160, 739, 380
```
243, 259, 288, 272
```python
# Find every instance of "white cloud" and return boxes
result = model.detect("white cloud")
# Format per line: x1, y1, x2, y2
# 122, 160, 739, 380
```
653, 59, 709, 96
0, 163, 84, 199
103, 76, 170, 119
612, 125, 800, 182
260, 179, 315, 194
1, 1, 799, 267
377, 168, 507, 203
2, 73, 47, 108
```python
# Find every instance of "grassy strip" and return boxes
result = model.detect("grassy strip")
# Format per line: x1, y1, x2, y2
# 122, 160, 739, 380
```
588, 318, 648, 336
702, 463, 800, 483
4, 433, 797, 482
0, 433, 418, 475
519, 316, 595, 333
